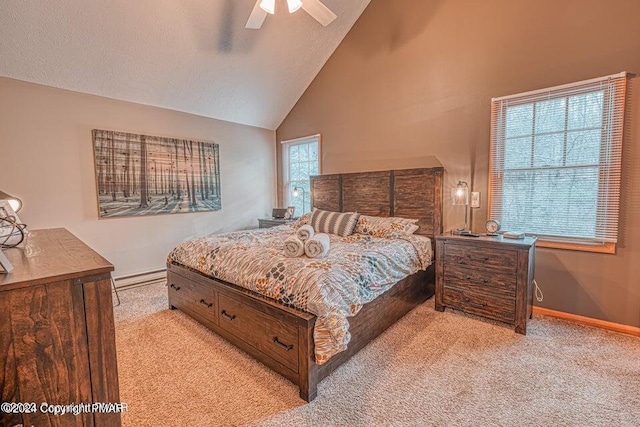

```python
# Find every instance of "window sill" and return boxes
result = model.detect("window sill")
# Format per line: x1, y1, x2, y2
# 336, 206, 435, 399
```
536, 239, 616, 254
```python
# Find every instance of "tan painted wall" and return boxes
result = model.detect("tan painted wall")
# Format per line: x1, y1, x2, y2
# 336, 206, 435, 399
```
277, 0, 640, 327
0, 78, 276, 277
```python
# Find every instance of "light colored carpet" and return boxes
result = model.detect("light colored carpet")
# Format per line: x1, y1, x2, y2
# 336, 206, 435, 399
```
114, 283, 640, 427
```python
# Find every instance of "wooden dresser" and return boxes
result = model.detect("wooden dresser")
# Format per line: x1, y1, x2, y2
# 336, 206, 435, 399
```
435, 234, 536, 334
0, 228, 120, 427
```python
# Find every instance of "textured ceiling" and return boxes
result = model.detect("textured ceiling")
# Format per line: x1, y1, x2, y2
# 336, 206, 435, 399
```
0, 0, 370, 130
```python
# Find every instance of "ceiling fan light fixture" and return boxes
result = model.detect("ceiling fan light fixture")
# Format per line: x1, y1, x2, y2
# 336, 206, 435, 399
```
259, 0, 275, 14
287, 0, 303, 13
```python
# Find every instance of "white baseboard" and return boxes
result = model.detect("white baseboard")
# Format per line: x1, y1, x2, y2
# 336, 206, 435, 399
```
113, 269, 166, 290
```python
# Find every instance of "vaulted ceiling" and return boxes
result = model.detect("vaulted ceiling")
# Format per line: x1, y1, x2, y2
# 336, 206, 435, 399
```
0, 0, 370, 130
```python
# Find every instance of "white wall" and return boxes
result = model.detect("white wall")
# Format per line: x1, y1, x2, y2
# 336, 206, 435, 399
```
0, 78, 276, 277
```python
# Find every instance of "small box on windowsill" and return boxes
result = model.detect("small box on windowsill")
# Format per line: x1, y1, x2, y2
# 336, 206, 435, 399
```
503, 231, 526, 239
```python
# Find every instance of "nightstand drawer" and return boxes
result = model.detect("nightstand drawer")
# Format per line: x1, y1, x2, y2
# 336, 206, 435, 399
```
436, 235, 536, 334
444, 243, 517, 272
443, 265, 516, 298
442, 287, 515, 323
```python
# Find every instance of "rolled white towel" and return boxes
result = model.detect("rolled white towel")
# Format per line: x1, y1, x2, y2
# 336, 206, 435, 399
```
304, 233, 331, 259
296, 224, 315, 242
284, 236, 305, 258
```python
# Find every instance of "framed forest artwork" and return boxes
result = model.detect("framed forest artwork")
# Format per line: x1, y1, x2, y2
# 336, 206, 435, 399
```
92, 130, 221, 218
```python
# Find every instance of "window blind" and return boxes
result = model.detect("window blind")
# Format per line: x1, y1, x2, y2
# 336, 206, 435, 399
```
489, 72, 627, 245
282, 135, 320, 215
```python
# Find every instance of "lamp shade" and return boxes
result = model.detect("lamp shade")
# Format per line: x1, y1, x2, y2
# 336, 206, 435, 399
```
287, 0, 303, 13
0, 190, 22, 213
451, 181, 469, 206
260, 0, 275, 14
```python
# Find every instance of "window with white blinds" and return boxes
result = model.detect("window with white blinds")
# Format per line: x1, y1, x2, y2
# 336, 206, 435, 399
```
489, 72, 627, 251
282, 135, 320, 216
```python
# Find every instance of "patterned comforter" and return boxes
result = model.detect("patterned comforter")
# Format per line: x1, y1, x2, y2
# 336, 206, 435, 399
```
167, 225, 433, 364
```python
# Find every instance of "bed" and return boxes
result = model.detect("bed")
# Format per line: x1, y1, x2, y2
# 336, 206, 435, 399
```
166, 167, 443, 401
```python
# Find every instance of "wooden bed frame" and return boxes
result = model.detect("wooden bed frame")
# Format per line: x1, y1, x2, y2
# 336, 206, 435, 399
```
167, 167, 443, 401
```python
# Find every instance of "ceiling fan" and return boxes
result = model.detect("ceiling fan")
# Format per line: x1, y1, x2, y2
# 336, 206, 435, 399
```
245, 0, 337, 29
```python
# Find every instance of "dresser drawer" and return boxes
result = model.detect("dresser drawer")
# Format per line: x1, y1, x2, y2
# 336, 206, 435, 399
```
443, 264, 516, 298
442, 287, 515, 324
168, 275, 218, 325
218, 294, 299, 371
444, 243, 517, 272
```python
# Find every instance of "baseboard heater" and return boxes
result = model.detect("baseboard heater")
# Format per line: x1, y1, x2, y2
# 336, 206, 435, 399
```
113, 269, 166, 290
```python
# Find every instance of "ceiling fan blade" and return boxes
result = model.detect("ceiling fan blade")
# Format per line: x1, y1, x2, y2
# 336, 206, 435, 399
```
245, 0, 268, 29
302, 0, 337, 26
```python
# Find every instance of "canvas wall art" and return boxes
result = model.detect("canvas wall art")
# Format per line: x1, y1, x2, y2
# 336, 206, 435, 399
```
92, 129, 221, 218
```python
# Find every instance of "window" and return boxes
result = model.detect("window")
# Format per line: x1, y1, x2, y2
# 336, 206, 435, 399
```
489, 73, 627, 253
282, 135, 321, 216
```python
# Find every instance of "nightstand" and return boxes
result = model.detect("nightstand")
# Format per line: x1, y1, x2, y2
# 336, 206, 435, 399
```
435, 234, 536, 334
258, 218, 295, 228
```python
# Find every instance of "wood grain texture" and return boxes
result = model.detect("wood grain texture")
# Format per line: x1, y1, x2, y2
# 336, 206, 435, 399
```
443, 265, 516, 298
515, 250, 529, 334
297, 321, 317, 402
310, 174, 341, 212
444, 244, 518, 273
436, 235, 536, 334
310, 167, 444, 244
0, 296, 21, 427
0, 228, 114, 292
0, 229, 120, 427
442, 287, 516, 323
218, 294, 299, 371
527, 246, 536, 321
435, 239, 445, 312
10, 282, 92, 427
83, 278, 120, 427
168, 274, 218, 324
394, 168, 440, 237
341, 171, 391, 216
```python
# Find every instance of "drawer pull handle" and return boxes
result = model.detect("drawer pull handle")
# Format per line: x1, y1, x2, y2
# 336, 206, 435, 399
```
464, 297, 488, 309
467, 255, 490, 261
199, 299, 213, 308
221, 310, 236, 321
170, 284, 181, 291
459, 256, 489, 264
465, 276, 489, 284
272, 336, 293, 351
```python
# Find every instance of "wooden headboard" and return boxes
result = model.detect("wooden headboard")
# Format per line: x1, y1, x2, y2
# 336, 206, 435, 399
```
310, 167, 444, 241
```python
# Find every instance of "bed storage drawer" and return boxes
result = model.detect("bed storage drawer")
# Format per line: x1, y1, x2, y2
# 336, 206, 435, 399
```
218, 294, 299, 371
168, 274, 218, 326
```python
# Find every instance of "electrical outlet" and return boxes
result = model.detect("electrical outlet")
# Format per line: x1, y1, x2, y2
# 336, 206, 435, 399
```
470, 192, 481, 208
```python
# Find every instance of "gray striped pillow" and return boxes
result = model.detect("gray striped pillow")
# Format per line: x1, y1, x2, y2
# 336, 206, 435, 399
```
310, 209, 360, 237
